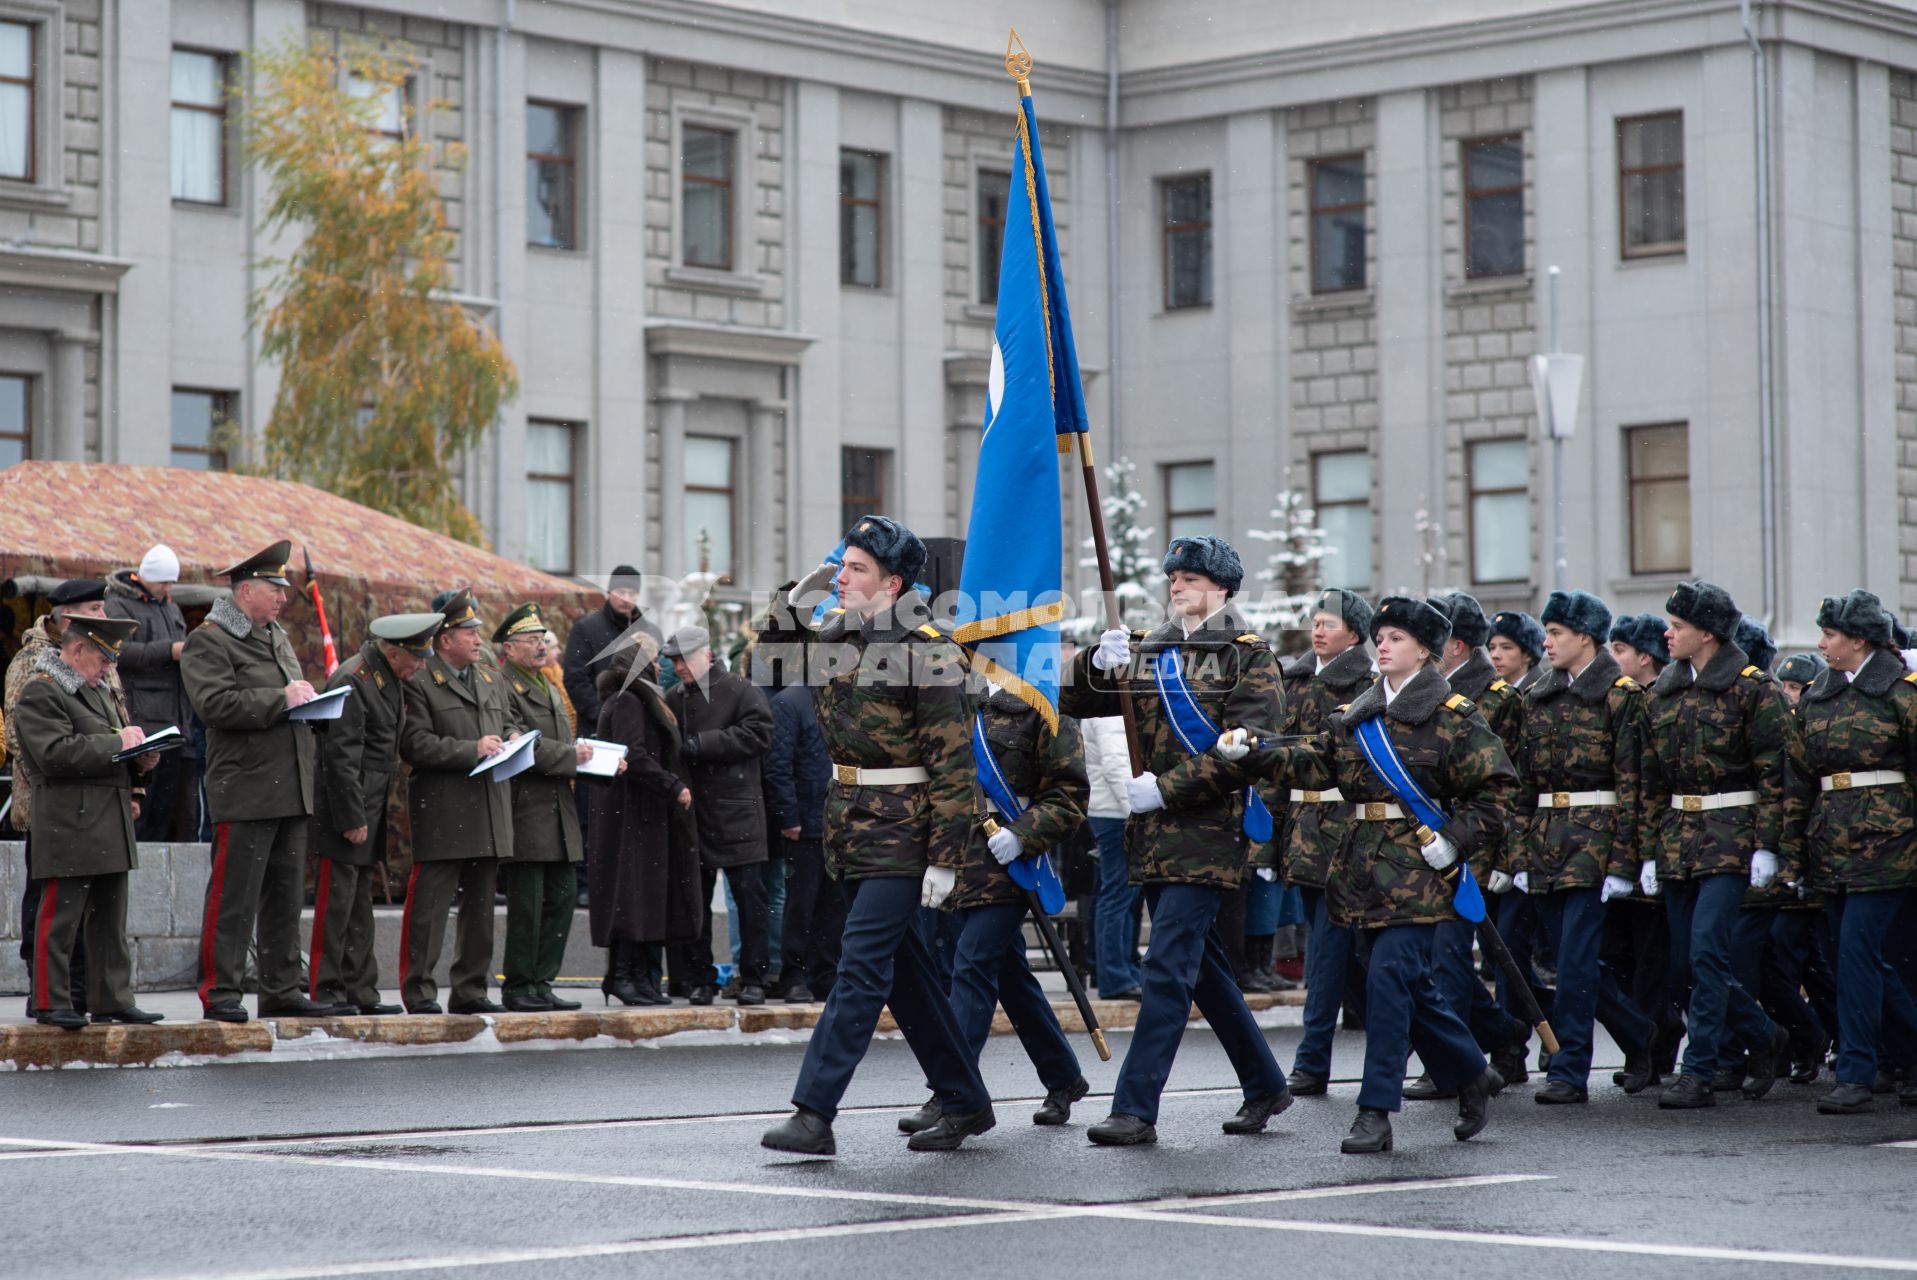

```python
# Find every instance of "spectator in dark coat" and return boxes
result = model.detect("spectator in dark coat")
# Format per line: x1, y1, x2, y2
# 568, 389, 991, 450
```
104, 546, 197, 841
562, 565, 653, 851
764, 678, 840, 1001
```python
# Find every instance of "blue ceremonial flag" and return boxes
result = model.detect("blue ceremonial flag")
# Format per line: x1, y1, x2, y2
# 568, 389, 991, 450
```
951, 83, 1088, 730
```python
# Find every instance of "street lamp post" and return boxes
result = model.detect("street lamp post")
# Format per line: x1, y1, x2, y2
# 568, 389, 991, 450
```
1530, 265, 1584, 595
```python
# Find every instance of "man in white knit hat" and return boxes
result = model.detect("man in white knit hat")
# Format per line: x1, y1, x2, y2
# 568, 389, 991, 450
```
106, 543, 197, 840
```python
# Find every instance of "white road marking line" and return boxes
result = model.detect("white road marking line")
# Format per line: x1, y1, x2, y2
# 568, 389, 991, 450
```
1878, 1138, 1917, 1148
149, 1209, 1070, 1280
1116, 1209, 1917, 1272
1132, 1173, 1553, 1211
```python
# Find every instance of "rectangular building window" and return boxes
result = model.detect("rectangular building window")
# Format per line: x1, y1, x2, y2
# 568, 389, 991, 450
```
171, 49, 229, 205
0, 374, 28, 466
1627, 423, 1690, 575
526, 102, 577, 250
840, 149, 884, 289
1463, 136, 1522, 278
977, 170, 1010, 304
840, 447, 890, 541
1313, 451, 1371, 591
0, 21, 33, 182
1162, 173, 1213, 310
170, 388, 231, 471
1619, 113, 1684, 258
525, 420, 577, 574
684, 435, 736, 579
1165, 461, 1216, 543
349, 73, 407, 145
1310, 155, 1366, 294
1467, 439, 1530, 584
681, 125, 734, 271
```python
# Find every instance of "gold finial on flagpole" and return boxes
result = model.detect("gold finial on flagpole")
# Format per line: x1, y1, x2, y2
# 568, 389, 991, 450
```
1005, 26, 1033, 95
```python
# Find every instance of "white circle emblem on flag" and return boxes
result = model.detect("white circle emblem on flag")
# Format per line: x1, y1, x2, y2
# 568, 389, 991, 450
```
985, 339, 1006, 434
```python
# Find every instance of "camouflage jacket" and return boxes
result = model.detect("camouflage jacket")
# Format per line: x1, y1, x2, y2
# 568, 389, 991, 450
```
1511, 649, 1644, 890
1060, 606, 1282, 891
946, 685, 1087, 911
1273, 644, 1374, 887
1639, 641, 1799, 882
813, 593, 974, 881
1785, 649, 1917, 894
1446, 649, 1523, 871
1255, 665, 1516, 928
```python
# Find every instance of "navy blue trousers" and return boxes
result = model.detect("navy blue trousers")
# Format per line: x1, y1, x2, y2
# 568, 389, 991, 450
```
1666, 873, 1776, 1080
792, 877, 990, 1122
947, 901, 1080, 1092
1110, 883, 1287, 1124
1534, 888, 1652, 1085
1491, 890, 1554, 1027
1433, 916, 1525, 1053
1293, 886, 1358, 1079
1360, 923, 1488, 1112
1825, 889, 1917, 1085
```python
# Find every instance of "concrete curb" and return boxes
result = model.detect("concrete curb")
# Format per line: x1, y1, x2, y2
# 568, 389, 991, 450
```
0, 991, 1305, 1069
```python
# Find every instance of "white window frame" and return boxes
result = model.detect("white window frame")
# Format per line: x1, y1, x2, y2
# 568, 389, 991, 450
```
0, 2, 63, 208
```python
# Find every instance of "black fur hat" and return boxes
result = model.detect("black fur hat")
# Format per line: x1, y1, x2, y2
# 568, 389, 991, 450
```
1734, 616, 1776, 672
1371, 595, 1452, 657
1312, 588, 1374, 638
1491, 609, 1547, 660
1539, 591, 1611, 644
1428, 591, 1489, 648
1609, 613, 1671, 666
842, 515, 927, 587
1162, 535, 1245, 595
1776, 651, 1827, 685
1665, 580, 1740, 642
1815, 589, 1897, 647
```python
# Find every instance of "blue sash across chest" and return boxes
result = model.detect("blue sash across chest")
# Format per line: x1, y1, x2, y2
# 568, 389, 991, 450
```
1351, 712, 1484, 924
971, 711, 1067, 914
1151, 646, 1274, 843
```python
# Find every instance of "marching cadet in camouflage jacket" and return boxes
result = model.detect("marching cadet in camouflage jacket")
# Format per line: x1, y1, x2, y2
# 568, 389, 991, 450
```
1274, 641, 1374, 887
1512, 646, 1645, 892
946, 685, 1087, 911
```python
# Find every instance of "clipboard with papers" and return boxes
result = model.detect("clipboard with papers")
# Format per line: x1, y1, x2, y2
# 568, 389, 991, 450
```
575, 737, 629, 778
470, 729, 541, 781
288, 686, 353, 721
111, 725, 185, 764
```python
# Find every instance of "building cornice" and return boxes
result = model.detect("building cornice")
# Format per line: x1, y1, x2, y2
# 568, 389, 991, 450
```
645, 319, 815, 366
0, 244, 134, 296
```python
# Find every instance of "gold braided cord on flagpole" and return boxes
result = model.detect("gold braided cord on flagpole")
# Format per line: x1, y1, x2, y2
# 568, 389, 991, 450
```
950, 600, 1067, 644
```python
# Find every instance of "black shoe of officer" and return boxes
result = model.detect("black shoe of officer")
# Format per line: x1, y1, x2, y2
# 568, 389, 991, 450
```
1742, 1025, 1790, 1100
1789, 1055, 1823, 1086
502, 994, 555, 1012
260, 996, 353, 1018
35, 1008, 88, 1031
1454, 1067, 1501, 1140
1286, 1069, 1328, 1096
1534, 1079, 1587, 1105
736, 985, 766, 1007
1403, 1073, 1455, 1101
1223, 1089, 1294, 1134
1710, 1064, 1746, 1093
761, 1108, 836, 1156
450, 998, 507, 1015
406, 1001, 443, 1015
1341, 1107, 1393, 1154
202, 1002, 249, 1024
91, 1007, 164, 1025
544, 993, 583, 1011
906, 1103, 996, 1151
1817, 1081, 1874, 1114
898, 1096, 942, 1134
1490, 1038, 1529, 1088
1872, 1067, 1897, 1094
687, 984, 716, 1007
1087, 1113, 1157, 1146
781, 982, 815, 1004
1617, 1023, 1663, 1094
357, 1003, 403, 1016
1034, 1077, 1090, 1126
1658, 1074, 1716, 1109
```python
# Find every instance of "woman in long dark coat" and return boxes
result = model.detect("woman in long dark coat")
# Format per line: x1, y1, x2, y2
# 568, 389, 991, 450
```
588, 637, 703, 1005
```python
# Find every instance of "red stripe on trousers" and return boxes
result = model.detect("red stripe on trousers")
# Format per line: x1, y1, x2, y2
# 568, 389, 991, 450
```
33, 878, 57, 1012
198, 824, 231, 1009
396, 863, 422, 993
309, 860, 332, 1001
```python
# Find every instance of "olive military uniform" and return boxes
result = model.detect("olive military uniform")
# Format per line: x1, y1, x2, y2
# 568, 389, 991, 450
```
499, 651, 584, 1006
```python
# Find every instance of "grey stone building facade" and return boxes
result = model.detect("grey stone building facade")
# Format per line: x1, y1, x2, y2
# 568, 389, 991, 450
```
10, 0, 1917, 644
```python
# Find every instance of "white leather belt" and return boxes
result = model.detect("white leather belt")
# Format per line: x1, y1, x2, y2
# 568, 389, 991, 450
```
1350, 802, 1406, 821
1289, 788, 1346, 803
1669, 790, 1758, 812
1820, 769, 1907, 793
1536, 790, 1619, 809
832, 764, 930, 786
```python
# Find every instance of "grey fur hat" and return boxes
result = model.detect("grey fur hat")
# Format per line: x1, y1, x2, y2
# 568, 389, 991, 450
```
1815, 589, 1897, 647
1665, 580, 1740, 642
1162, 535, 1245, 595
1539, 591, 1611, 644
1776, 651, 1827, 685
1491, 609, 1547, 660
1609, 613, 1671, 666
1312, 588, 1374, 638
1428, 591, 1490, 648
1734, 616, 1776, 672
1371, 595, 1453, 656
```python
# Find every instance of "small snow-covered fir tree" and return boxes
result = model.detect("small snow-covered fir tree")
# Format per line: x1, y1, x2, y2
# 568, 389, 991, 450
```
1244, 475, 1329, 634
1072, 455, 1158, 633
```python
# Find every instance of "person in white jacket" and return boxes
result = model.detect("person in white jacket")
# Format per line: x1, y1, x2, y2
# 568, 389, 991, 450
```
1082, 711, 1140, 998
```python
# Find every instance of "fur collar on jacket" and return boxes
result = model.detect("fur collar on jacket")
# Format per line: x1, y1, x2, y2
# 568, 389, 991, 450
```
207, 595, 253, 640
1804, 647, 1906, 702
1342, 664, 1451, 729
1527, 648, 1624, 706
1651, 640, 1750, 696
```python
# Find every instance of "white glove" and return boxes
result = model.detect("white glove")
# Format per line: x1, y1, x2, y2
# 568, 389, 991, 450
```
1214, 727, 1252, 763
920, 865, 956, 909
1256, 867, 1277, 883
1487, 870, 1514, 895
1421, 833, 1459, 871
1127, 772, 1165, 814
1750, 849, 1779, 890
1092, 627, 1132, 672
1512, 871, 1531, 895
1639, 858, 1660, 898
787, 561, 837, 608
987, 827, 1022, 867
1601, 874, 1634, 904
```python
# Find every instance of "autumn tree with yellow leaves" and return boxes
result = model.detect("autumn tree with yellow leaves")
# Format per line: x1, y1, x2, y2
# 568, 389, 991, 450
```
244, 42, 515, 544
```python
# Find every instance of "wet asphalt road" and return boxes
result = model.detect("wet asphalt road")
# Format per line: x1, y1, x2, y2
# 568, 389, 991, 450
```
2, 1020, 1915, 1279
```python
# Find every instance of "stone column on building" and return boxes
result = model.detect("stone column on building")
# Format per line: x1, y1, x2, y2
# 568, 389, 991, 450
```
1373, 89, 1441, 582
50, 331, 88, 461
656, 390, 693, 577
749, 399, 783, 586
